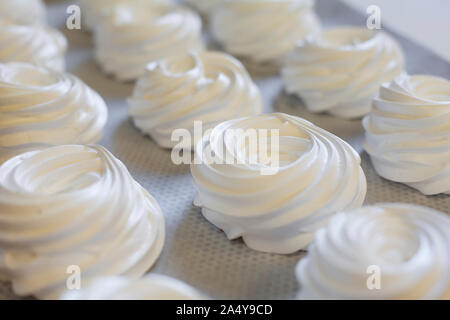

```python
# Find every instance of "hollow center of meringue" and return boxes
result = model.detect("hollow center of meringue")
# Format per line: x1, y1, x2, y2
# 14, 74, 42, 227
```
0, 63, 56, 87
163, 54, 198, 76
369, 216, 419, 264
235, 118, 311, 169
322, 28, 373, 48
409, 75, 450, 102
3, 146, 104, 195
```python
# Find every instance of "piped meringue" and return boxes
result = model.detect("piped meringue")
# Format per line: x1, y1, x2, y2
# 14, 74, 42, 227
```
211, 0, 320, 65
282, 27, 404, 118
363, 73, 450, 195
0, 0, 46, 25
0, 145, 165, 299
296, 203, 450, 300
128, 51, 262, 148
78, 0, 172, 30
0, 63, 108, 164
0, 22, 67, 71
94, 4, 204, 81
185, 0, 222, 15
61, 274, 205, 300
191, 113, 366, 254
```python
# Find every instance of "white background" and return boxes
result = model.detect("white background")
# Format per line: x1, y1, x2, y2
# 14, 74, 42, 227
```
343, 0, 450, 62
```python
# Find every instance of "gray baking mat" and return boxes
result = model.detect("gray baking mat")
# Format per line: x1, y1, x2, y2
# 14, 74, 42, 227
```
1, 0, 449, 300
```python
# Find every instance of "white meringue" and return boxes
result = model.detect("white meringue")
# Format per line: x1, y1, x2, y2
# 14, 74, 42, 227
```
191, 113, 367, 254
282, 27, 404, 118
78, 0, 172, 30
363, 73, 450, 195
0, 63, 108, 164
94, 4, 203, 81
185, 0, 222, 15
211, 0, 320, 65
0, 22, 67, 71
296, 203, 450, 300
0, 145, 165, 299
0, 0, 46, 25
61, 274, 205, 300
128, 51, 262, 149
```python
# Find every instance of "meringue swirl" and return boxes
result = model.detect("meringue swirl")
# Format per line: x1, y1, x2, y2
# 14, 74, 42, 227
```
191, 113, 366, 254
0, 63, 108, 164
282, 27, 404, 118
94, 5, 203, 81
78, 0, 172, 30
61, 274, 205, 300
211, 0, 320, 65
0, 0, 46, 25
128, 51, 262, 148
363, 74, 450, 195
0, 145, 165, 299
296, 203, 450, 300
0, 22, 66, 71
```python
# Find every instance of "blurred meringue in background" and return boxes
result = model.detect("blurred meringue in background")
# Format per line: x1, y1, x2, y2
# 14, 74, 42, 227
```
0, 62, 107, 164
282, 27, 404, 119
0, 21, 67, 71
185, 0, 223, 15
78, 0, 173, 30
92, 2, 204, 81
210, 0, 320, 68
0, 0, 46, 25
128, 50, 262, 149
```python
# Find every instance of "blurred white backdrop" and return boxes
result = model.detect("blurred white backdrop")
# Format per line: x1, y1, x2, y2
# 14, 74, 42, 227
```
343, 0, 450, 62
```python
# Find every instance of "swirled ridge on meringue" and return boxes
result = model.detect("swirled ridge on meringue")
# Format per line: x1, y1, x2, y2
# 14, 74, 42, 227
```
128, 51, 262, 148
211, 0, 320, 65
0, 22, 67, 71
0, 62, 108, 164
0, 145, 165, 299
282, 27, 404, 118
363, 73, 450, 195
0, 0, 46, 25
296, 203, 450, 300
191, 113, 367, 254
94, 4, 203, 81
61, 274, 205, 300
